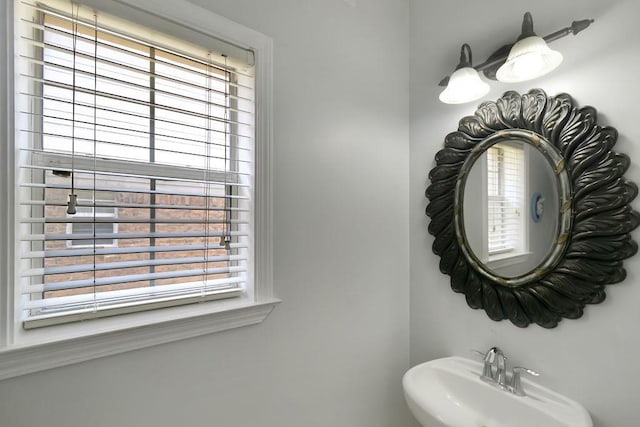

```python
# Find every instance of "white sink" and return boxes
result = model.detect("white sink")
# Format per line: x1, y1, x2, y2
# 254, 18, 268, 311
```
402, 356, 592, 427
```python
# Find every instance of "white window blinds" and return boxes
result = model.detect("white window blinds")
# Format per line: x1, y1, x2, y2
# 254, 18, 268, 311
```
486, 143, 525, 256
17, 0, 255, 328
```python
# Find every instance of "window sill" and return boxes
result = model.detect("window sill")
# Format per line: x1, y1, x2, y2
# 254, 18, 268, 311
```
486, 252, 532, 270
0, 297, 280, 381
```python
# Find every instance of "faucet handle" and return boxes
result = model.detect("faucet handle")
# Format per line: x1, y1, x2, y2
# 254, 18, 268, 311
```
491, 348, 508, 388
510, 366, 540, 396
470, 349, 494, 382
471, 348, 504, 383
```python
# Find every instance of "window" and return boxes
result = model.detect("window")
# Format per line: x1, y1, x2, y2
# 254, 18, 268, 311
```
19, 1, 256, 328
0, 0, 274, 379
486, 142, 526, 260
66, 203, 118, 248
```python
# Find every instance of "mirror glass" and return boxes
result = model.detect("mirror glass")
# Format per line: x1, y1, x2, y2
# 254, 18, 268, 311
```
462, 140, 559, 278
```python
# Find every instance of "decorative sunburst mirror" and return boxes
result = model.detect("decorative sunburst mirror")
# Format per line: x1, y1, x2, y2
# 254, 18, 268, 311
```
426, 89, 639, 328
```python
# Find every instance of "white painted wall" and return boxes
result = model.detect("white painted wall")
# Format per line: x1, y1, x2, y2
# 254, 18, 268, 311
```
0, 1, 415, 426
410, 1, 640, 426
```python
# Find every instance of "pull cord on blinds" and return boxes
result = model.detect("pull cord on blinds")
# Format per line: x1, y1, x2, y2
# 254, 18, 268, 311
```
17, 0, 256, 328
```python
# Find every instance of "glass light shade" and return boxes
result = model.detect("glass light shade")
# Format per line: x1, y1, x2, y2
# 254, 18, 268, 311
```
496, 36, 563, 83
439, 67, 490, 104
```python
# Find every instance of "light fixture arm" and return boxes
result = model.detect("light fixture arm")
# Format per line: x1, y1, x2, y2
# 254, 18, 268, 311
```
455, 43, 473, 70
438, 16, 594, 86
519, 11, 536, 40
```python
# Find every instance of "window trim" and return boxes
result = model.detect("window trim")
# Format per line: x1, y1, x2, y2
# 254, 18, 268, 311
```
0, 0, 276, 381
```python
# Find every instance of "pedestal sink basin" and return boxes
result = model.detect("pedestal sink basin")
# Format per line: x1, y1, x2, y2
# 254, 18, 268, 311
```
402, 356, 592, 427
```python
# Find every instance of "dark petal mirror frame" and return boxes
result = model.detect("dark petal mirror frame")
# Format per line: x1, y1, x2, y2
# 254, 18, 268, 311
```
425, 89, 640, 328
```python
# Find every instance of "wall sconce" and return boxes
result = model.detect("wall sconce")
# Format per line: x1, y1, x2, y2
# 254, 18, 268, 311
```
439, 44, 490, 104
439, 12, 594, 104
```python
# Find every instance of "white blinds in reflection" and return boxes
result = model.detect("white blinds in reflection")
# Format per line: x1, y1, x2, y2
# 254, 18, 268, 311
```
487, 143, 524, 255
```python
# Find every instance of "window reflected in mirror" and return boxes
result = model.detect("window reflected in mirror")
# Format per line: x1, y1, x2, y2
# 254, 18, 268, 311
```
463, 140, 558, 278
487, 143, 526, 261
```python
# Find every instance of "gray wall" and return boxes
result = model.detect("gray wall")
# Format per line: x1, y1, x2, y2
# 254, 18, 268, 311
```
0, 1, 414, 426
410, 1, 640, 426
5, 0, 638, 425
527, 145, 558, 265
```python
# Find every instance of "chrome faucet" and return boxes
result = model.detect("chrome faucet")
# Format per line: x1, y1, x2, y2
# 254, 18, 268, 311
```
478, 347, 508, 388
473, 347, 540, 397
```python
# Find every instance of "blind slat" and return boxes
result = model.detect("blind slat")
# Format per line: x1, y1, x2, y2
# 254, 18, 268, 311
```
24, 277, 244, 311
22, 230, 247, 242
23, 243, 248, 259
22, 200, 249, 212
21, 181, 249, 196
23, 217, 249, 224
23, 254, 246, 276
26, 265, 247, 293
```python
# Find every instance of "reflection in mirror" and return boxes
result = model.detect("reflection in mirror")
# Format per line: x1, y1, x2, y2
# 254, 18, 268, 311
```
463, 141, 558, 278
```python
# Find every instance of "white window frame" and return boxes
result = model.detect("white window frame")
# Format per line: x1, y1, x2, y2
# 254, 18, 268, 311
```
0, 0, 276, 380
